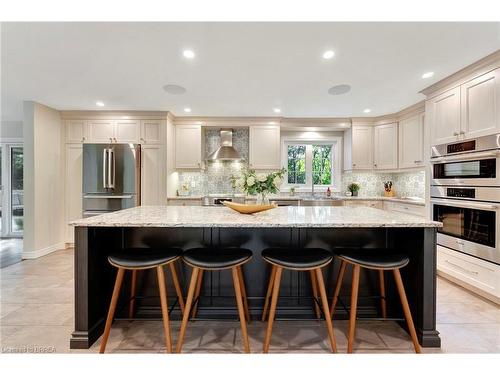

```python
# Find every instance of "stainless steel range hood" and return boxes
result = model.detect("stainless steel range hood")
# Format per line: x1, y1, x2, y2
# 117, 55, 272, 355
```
206, 129, 244, 161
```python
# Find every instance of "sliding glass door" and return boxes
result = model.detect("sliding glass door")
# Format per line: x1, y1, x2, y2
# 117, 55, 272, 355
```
0, 145, 23, 237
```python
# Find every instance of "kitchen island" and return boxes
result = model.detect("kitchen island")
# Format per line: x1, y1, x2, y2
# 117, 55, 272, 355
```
70, 205, 442, 349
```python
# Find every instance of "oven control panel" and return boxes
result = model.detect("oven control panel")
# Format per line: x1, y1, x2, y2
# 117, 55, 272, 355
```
446, 188, 475, 199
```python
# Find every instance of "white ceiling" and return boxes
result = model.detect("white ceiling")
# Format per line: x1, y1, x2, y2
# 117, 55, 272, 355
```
2, 22, 500, 121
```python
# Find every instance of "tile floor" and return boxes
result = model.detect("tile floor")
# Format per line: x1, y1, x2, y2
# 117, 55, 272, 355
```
0, 248, 499, 354
0, 238, 23, 268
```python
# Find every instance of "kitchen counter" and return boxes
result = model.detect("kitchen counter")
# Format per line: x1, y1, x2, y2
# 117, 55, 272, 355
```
71, 205, 439, 228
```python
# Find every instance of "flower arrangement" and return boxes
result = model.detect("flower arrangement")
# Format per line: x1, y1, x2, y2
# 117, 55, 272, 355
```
231, 167, 286, 204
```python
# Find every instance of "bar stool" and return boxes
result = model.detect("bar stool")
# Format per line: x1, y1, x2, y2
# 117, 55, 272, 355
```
330, 249, 421, 353
261, 247, 337, 353
176, 247, 253, 353
99, 247, 185, 353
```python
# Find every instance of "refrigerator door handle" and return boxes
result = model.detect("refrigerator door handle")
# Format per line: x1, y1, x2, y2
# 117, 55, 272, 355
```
108, 148, 115, 189
103, 148, 108, 189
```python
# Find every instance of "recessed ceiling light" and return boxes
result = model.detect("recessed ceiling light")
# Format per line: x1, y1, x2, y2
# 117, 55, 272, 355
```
184, 107, 192, 113
422, 71, 434, 79
95, 101, 105, 107
162, 84, 187, 95
273, 108, 281, 113
363, 108, 371, 113
328, 84, 351, 95
322, 50, 335, 59
183, 50, 195, 59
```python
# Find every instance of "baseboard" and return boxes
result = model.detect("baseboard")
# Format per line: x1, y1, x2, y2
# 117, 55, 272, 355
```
22, 242, 66, 259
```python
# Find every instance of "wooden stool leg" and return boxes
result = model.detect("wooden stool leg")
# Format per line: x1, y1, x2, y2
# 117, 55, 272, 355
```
330, 260, 347, 318
309, 270, 321, 319
191, 269, 204, 319
129, 269, 137, 320
237, 266, 251, 323
169, 262, 185, 315
378, 270, 387, 319
263, 266, 283, 353
393, 269, 421, 353
347, 265, 360, 354
99, 267, 125, 353
261, 265, 277, 321
176, 267, 200, 353
157, 265, 173, 353
315, 268, 337, 353
232, 267, 251, 353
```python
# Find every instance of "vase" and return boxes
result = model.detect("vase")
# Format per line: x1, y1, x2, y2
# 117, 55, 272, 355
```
256, 192, 270, 205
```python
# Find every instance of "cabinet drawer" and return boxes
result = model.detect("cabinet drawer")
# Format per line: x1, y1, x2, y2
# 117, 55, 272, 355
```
167, 199, 201, 206
384, 201, 425, 217
437, 245, 500, 299
344, 200, 383, 209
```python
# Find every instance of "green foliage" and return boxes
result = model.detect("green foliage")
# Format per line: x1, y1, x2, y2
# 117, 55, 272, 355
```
347, 183, 360, 193
231, 167, 286, 196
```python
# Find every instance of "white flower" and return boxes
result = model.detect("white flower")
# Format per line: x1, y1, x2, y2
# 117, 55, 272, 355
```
236, 177, 245, 188
246, 176, 255, 186
257, 173, 267, 182
273, 176, 282, 187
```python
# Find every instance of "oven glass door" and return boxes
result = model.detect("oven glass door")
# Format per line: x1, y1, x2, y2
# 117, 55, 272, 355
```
433, 158, 496, 180
433, 204, 496, 248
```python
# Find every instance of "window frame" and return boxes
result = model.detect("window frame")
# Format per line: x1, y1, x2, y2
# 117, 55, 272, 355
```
281, 136, 342, 192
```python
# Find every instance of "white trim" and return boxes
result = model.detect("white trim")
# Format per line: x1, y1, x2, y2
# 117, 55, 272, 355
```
22, 242, 66, 259
0, 138, 23, 144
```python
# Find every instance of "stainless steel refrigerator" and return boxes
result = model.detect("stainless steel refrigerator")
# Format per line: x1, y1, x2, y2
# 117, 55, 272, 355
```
82, 144, 141, 217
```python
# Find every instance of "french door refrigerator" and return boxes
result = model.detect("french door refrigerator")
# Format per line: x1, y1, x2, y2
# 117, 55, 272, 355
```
82, 144, 141, 217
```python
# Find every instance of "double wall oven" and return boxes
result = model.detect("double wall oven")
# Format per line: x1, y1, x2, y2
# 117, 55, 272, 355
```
430, 134, 500, 265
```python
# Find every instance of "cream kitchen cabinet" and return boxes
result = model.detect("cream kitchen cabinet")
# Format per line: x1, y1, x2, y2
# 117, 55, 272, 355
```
114, 120, 140, 143
343, 200, 383, 209
141, 145, 164, 205
140, 120, 163, 144
66, 120, 87, 143
427, 86, 461, 145
175, 124, 204, 169
249, 125, 281, 169
86, 120, 140, 143
398, 114, 424, 169
373, 123, 398, 170
167, 198, 202, 206
461, 67, 500, 138
350, 125, 373, 170
65, 144, 83, 242
383, 201, 426, 217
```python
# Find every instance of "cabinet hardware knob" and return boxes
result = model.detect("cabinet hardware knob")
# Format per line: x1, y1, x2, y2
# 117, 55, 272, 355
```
352, 163, 356, 166
453, 132, 459, 136
114, 137, 117, 142
460, 131, 465, 135
414, 160, 422, 163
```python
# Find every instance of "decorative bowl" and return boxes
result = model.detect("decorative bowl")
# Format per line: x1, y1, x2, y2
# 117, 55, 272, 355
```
222, 201, 277, 214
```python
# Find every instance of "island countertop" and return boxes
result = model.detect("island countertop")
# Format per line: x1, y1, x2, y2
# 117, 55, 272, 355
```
71, 205, 441, 228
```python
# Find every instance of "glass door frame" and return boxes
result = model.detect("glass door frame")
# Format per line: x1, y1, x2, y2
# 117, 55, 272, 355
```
0, 143, 23, 238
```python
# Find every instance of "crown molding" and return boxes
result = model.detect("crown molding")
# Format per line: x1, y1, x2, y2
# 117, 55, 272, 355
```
420, 49, 500, 98
60, 110, 169, 120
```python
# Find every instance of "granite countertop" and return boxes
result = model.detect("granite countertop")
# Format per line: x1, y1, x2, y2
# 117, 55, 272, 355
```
71, 206, 440, 228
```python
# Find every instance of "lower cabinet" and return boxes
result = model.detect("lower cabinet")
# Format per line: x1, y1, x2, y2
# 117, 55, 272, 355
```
65, 144, 83, 243
167, 198, 202, 206
437, 245, 500, 304
141, 145, 164, 205
343, 200, 383, 209
383, 201, 426, 217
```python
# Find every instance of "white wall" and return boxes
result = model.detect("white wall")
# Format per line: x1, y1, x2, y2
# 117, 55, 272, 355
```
0, 120, 23, 140
23, 102, 65, 259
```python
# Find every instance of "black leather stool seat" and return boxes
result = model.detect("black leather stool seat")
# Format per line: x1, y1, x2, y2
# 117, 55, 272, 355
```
336, 249, 409, 270
262, 247, 333, 269
108, 247, 182, 269
182, 247, 253, 269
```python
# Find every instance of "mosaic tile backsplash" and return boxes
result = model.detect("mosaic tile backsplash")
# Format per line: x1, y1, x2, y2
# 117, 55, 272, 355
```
177, 129, 425, 198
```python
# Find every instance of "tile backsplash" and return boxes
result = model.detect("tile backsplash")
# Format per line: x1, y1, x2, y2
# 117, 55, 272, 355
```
176, 129, 425, 198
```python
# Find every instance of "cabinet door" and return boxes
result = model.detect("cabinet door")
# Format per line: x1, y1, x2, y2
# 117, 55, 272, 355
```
374, 123, 398, 170
141, 145, 163, 205
351, 126, 373, 169
66, 144, 83, 242
115, 120, 139, 143
399, 114, 424, 168
66, 120, 87, 143
249, 125, 281, 169
461, 68, 500, 139
175, 125, 202, 169
87, 120, 115, 143
140, 120, 163, 144
428, 87, 461, 145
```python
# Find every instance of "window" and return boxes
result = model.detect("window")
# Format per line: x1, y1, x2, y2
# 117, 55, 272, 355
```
283, 139, 341, 191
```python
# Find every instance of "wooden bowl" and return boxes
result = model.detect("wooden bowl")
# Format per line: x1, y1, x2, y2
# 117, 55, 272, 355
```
222, 201, 277, 214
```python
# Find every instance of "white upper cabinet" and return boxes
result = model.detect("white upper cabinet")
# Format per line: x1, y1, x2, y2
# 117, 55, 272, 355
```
114, 120, 140, 143
428, 86, 461, 145
140, 120, 163, 144
399, 114, 424, 169
87, 120, 115, 143
461, 67, 500, 138
373, 123, 398, 170
141, 145, 164, 205
175, 125, 204, 169
351, 125, 373, 170
249, 125, 281, 169
66, 120, 87, 143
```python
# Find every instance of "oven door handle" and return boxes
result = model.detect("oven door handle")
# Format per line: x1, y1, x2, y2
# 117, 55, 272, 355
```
430, 150, 499, 163
431, 198, 498, 211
